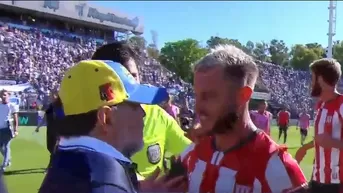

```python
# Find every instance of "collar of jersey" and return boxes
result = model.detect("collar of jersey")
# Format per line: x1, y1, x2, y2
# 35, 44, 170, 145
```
58, 136, 131, 163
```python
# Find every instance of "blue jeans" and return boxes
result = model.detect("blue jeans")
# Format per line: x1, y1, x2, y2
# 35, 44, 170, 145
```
0, 128, 12, 167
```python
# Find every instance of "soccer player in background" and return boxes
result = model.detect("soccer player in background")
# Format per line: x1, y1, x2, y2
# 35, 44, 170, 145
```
277, 107, 291, 143
297, 110, 310, 146
180, 45, 307, 192
160, 95, 180, 124
250, 100, 273, 135
0, 90, 18, 171
295, 58, 343, 193
92, 42, 191, 179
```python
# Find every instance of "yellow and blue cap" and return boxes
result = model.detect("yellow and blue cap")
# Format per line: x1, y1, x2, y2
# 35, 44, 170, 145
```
58, 60, 168, 116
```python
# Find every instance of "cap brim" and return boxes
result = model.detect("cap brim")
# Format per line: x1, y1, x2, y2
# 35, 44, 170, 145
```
126, 84, 169, 105
103, 61, 169, 105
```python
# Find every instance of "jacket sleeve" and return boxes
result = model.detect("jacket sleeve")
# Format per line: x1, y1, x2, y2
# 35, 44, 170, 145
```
162, 107, 192, 155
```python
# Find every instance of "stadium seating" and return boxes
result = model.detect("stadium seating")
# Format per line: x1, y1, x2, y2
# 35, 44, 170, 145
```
0, 19, 328, 117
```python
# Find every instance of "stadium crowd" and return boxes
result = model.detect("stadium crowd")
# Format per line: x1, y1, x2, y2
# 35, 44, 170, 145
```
0, 20, 323, 116
0, 22, 194, 111
258, 62, 314, 115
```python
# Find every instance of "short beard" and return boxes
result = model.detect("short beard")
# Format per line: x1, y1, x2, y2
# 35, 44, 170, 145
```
212, 107, 239, 134
311, 81, 322, 97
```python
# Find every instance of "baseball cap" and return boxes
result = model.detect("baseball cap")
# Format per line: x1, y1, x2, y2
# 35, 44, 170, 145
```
58, 60, 168, 116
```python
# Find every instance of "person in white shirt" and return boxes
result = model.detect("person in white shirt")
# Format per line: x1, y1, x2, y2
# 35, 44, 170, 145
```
0, 89, 18, 171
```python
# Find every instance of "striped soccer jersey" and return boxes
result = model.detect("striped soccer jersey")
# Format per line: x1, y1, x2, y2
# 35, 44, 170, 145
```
180, 132, 307, 193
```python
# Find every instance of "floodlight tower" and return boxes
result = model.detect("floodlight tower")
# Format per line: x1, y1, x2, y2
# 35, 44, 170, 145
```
151, 30, 159, 49
327, 0, 337, 58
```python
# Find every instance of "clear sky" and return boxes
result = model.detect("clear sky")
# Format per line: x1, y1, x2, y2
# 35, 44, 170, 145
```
92, 1, 342, 49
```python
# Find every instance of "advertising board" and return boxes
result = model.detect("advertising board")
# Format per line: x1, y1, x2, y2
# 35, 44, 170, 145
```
0, 1, 144, 34
18, 112, 38, 126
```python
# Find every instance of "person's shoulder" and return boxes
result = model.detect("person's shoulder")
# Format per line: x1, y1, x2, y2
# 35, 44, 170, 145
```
337, 95, 343, 110
141, 104, 152, 112
249, 110, 257, 115
142, 104, 167, 117
57, 149, 131, 180
142, 104, 179, 127
8, 103, 18, 112
53, 149, 91, 166
264, 150, 307, 192
181, 136, 212, 162
42, 150, 92, 187
250, 131, 279, 154
316, 100, 324, 110
8, 103, 15, 108
338, 95, 343, 102
249, 133, 307, 183
180, 143, 196, 161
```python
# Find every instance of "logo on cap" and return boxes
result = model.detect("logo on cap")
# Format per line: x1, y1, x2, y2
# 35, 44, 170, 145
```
99, 83, 115, 101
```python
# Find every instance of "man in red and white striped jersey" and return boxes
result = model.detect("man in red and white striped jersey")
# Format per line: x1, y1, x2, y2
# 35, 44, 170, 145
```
296, 58, 343, 193
180, 45, 307, 193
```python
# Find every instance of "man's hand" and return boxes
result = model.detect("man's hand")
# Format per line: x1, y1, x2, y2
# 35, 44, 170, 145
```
140, 167, 187, 192
13, 130, 18, 137
295, 146, 308, 163
165, 155, 187, 181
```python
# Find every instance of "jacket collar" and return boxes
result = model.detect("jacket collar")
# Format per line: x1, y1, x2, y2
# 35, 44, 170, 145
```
59, 136, 131, 163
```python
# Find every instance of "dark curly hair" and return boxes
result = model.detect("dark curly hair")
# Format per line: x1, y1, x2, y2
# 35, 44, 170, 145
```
91, 41, 143, 68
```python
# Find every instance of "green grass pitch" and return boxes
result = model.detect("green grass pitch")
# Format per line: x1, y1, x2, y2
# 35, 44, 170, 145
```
3, 126, 315, 193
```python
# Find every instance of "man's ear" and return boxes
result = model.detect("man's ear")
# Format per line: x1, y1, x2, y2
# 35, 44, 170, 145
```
96, 106, 113, 133
238, 86, 253, 105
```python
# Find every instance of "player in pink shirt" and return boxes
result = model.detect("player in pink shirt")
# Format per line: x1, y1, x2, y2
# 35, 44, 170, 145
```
297, 111, 311, 145
250, 100, 273, 135
161, 95, 180, 122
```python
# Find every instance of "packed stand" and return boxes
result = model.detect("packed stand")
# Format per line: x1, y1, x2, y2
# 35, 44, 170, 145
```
258, 61, 314, 115
0, 21, 193, 112
0, 19, 334, 117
